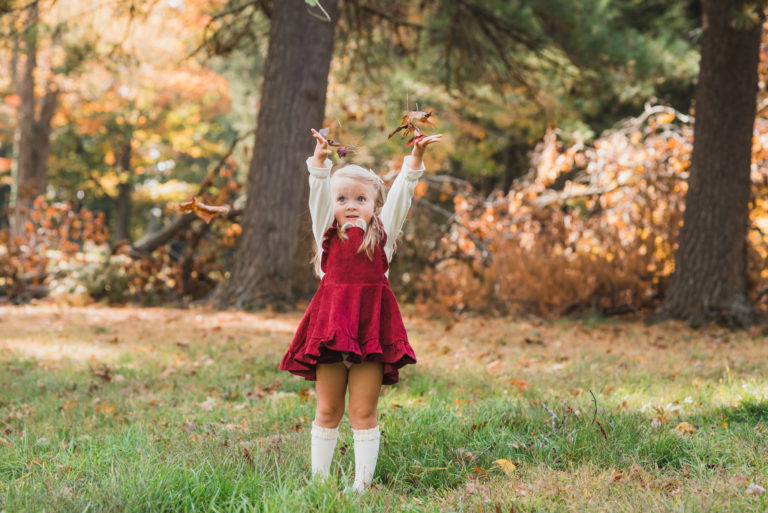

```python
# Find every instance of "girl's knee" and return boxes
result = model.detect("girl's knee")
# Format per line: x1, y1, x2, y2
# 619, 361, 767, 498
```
315, 403, 345, 426
348, 405, 377, 427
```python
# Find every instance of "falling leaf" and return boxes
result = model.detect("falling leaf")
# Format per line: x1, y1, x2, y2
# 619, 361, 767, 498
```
337, 145, 349, 158
176, 197, 231, 224
495, 459, 516, 476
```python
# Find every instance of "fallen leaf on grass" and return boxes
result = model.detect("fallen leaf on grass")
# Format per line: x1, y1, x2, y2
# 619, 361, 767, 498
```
673, 421, 695, 435
94, 402, 115, 414
91, 363, 113, 381
495, 459, 516, 476
486, 360, 503, 375
198, 397, 216, 411
746, 483, 766, 495
511, 379, 529, 391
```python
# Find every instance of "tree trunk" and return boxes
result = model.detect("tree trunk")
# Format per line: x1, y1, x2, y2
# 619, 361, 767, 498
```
649, 0, 762, 328
114, 140, 132, 241
12, 1, 58, 238
211, 0, 338, 311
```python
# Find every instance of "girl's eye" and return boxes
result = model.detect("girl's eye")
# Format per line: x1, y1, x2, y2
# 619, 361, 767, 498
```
357, 196, 365, 202
337, 196, 345, 202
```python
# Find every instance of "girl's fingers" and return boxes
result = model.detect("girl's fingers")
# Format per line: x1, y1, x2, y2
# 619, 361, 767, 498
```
311, 129, 328, 145
417, 134, 443, 147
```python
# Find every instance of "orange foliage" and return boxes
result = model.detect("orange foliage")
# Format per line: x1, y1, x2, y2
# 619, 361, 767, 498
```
414, 102, 768, 317
0, 200, 109, 300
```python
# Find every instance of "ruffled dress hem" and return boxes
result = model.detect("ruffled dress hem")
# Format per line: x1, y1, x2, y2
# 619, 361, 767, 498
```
279, 331, 416, 385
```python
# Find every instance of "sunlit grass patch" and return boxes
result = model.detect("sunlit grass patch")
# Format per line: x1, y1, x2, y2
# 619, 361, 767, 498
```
2, 305, 768, 511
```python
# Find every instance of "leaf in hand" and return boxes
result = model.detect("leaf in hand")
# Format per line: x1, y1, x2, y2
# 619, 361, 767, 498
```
177, 197, 231, 224
388, 110, 434, 140
337, 146, 349, 158
317, 127, 330, 137
406, 135, 426, 148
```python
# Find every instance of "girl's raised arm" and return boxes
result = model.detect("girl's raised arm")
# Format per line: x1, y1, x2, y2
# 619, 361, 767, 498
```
308, 129, 334, 254
379, 155, 425, 261
380, 134, 442, 261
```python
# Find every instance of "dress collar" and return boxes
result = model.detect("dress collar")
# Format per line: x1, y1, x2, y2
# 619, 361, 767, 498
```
340, 218, 367, 232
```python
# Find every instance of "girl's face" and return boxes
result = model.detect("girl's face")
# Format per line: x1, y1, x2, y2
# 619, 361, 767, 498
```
331, 176, 376, 227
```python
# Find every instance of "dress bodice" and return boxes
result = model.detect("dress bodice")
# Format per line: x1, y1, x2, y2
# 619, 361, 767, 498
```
321, 222, 389, 284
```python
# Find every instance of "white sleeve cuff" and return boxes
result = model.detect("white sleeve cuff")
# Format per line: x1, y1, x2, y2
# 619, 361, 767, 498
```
307, 156, 332, 178
401, 156, 426, 181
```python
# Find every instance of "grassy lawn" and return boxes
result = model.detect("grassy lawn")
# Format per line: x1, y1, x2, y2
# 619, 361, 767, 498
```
1, 303, 768, 512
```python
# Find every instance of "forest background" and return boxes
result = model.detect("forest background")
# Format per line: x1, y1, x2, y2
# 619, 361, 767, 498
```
1, 0, 767, 328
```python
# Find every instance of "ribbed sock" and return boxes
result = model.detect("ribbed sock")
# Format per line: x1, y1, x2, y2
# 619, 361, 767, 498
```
351, 425, 380, 493
311, 422, 339, 478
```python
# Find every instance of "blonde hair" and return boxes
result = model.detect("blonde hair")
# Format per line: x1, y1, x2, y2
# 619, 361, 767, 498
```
313, 164, 389, 277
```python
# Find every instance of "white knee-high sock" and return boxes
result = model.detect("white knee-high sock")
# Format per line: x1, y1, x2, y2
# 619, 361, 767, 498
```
352, 425, 380, 492
311, 422, 339, 478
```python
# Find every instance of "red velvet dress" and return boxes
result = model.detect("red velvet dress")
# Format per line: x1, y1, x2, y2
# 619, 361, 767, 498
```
280, 221, 417, 385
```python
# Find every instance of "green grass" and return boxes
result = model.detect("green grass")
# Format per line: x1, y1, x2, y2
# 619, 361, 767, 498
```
1, 306, 768, 512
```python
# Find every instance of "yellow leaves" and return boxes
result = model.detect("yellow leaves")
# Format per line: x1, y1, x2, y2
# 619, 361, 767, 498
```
495, 459, 517, 476
104, 151, 115, 165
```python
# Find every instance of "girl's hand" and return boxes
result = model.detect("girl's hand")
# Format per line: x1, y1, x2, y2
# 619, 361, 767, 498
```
409, 133, 442, 169
311, 128, 332, 167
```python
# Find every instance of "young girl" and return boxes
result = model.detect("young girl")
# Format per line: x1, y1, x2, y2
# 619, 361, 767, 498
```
280, 128, 442, 494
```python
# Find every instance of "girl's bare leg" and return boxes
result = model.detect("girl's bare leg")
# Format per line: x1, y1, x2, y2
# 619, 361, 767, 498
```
347, 361, 383, 429
314, 362, 348, 428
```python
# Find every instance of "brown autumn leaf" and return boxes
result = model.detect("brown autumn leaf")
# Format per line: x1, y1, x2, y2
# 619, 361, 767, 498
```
388, 110, 434, 140
91, 364, 113, 382
176, 197, 231, 224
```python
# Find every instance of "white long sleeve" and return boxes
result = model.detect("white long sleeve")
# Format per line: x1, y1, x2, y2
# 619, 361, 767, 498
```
379, 156, 425, 261
307, 155, 424, 275
307, 156, 334, 257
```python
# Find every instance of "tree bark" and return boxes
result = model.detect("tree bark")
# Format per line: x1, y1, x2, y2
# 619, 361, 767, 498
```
649, 0, 762, 328
114, 140, 133, 241
12, 1, 58, 238
211, 0, 338, 311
